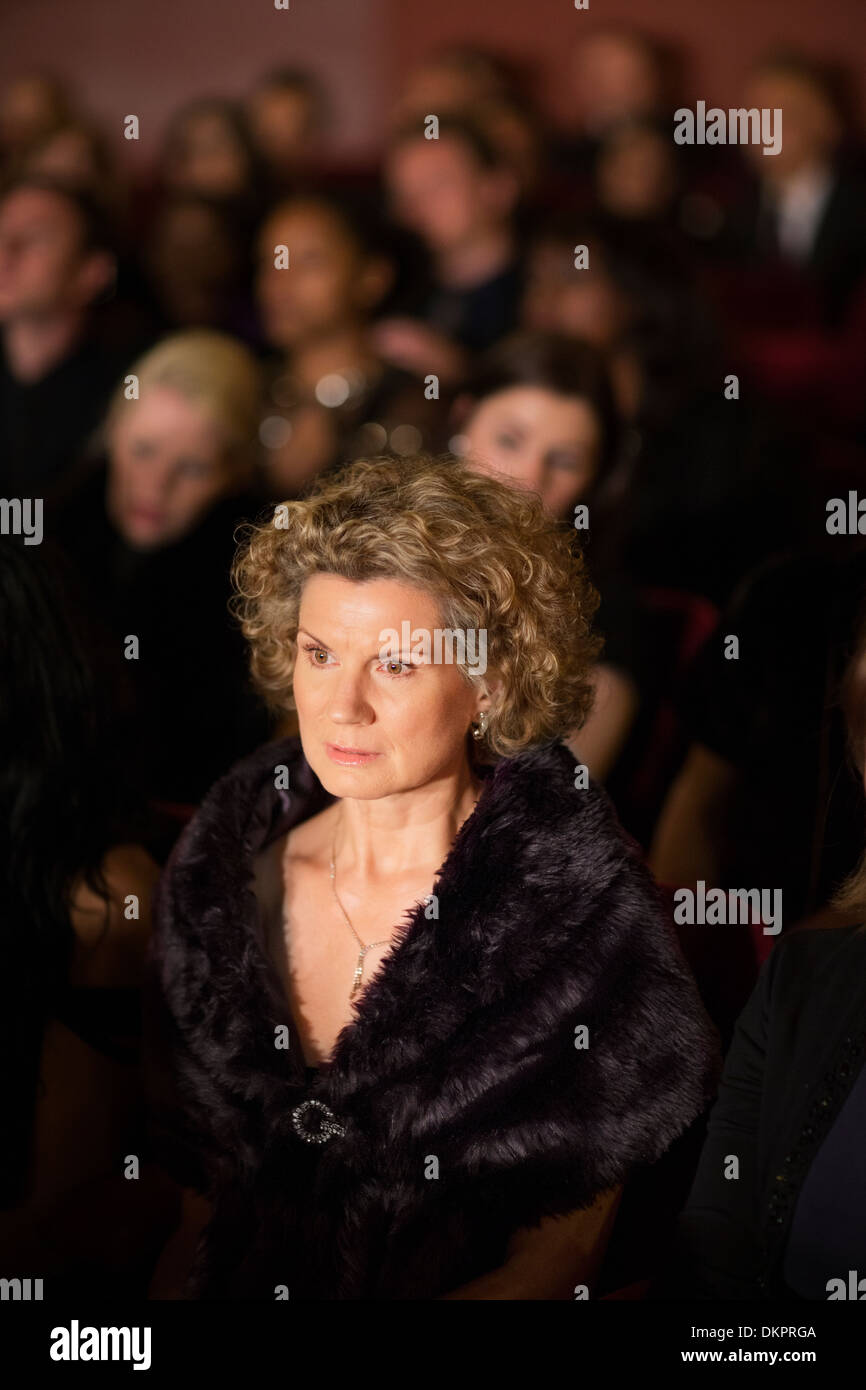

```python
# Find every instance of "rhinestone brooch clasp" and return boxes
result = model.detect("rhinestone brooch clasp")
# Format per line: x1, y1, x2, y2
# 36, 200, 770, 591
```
291, 1099, 346, 1145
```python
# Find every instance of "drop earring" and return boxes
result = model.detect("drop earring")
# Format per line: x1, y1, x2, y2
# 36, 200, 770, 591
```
471, 711, 489, 740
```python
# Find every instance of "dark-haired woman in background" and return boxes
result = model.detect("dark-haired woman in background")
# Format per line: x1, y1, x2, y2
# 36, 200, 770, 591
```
453, 330, 653, 787
0, 539, 176, 1293
255, 192, 446, 497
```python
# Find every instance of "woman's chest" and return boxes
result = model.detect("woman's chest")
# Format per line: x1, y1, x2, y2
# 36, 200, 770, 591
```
265, 852, 435, 1069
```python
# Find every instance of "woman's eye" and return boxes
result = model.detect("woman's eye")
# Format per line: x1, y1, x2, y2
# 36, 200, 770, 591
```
177, 459, 212, 480
381, 659, 412, 677
548, 453, 584, 474
304, 645, 332, 666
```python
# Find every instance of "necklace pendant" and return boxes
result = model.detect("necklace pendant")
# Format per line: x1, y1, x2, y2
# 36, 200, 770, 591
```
350, 953, 365, 998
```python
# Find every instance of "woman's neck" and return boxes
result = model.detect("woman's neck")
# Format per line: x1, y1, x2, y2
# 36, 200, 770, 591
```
332, 758, 483, 881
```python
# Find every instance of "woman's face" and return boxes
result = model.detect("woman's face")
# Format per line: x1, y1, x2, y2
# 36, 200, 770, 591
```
256, 204, 373, 350
597, 127, 676, 219
523, 239, 627, 349
462, 385, 601, 520
293, 573, 485, 801
106, 384, 234, 550
167, 113, 249, 198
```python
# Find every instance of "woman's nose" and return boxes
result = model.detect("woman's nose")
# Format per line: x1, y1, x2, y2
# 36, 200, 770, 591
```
328, 674, 373, 725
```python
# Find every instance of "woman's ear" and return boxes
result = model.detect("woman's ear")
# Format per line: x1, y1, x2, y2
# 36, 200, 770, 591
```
476, 674, 502, 714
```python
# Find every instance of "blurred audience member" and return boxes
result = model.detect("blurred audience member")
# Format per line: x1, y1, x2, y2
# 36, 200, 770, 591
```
651, 548, 866, 931
522, 214, 810, 602
594, 116, 681, 227
51, 330, 271, 804
733, 50, 866, 327
158, 97, 264, 229
0, 538, 175, 1295
454, 330, 650, 783
0, 72, 74, 167
143, 193, 257, 342
377, 116, 523, 380
16, 118, 124, 217
0, 177, 123, 495
245, 68, 328, 189
663, 622, 866, 1297
390, 44, 516, 127
555, 27, 672, 189
256, 193, 444, 495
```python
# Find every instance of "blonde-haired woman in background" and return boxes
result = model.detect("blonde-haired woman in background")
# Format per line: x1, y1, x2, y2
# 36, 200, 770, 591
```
51, 329, 272, 808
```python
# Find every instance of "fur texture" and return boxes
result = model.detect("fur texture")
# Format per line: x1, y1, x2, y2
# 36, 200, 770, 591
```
144, 736, 720, 1300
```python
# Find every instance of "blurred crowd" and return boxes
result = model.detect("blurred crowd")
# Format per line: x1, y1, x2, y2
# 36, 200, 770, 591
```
4, 26, 866, 1296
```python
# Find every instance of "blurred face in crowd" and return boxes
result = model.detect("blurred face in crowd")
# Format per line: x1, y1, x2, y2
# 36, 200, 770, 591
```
462, 385, 602, 519
165, 111, 250, 199
256, 201, 390, 350
387, 135, 515, 253
391, 57, 504, 126
147, 200, 239, 323
569, 33, 662, 133
523, 237, 628, 349
24, 126, 105, 189
293, 573, 483, 800
478, 100, 543, 196
596, 125, 677, 220
744, 70, 840, 180
0, 187, 113, 322
0, 75, 67, 154
247, 85, 319, 173
106, 385, 236, 550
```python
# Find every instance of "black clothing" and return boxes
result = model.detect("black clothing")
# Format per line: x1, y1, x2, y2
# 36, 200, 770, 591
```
0, 340, 126, 497
664, 925, 866, 1299
613, 391, 813, 607
733, 170, 866, 326
680, 548, 866, 923
423, 259, 523, 354
144, 735, 719, 1299
783, 1050, 866, 1299
50, 463, 271, 805
55, 986, 141, 1065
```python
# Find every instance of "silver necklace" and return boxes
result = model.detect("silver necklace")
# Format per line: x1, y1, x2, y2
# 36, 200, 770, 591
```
330, 817, 392, 1000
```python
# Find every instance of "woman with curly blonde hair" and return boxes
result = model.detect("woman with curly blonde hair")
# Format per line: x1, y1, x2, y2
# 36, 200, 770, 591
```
145, 453, 718, 1300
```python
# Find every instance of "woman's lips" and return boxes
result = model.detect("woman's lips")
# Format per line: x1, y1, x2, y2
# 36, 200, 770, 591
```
325, 742, 382, 766
128, 506, 166, 528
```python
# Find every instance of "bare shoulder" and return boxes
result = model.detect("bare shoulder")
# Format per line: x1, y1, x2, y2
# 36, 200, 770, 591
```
69, 843, 161, 988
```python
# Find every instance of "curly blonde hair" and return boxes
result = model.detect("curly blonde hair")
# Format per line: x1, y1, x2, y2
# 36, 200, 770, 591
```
230, 454, 602, 757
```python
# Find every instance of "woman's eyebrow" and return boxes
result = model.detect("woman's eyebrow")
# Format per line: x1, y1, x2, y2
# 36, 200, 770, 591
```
298, 626, 422, 661
297, 627, 331, 648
